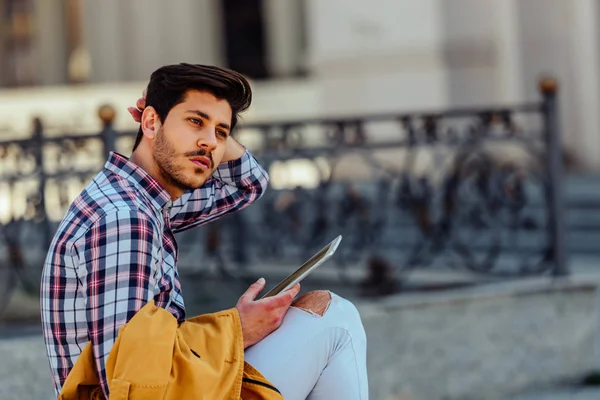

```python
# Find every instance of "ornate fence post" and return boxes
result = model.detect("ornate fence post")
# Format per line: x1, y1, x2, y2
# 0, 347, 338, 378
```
31, 117, 47, 221
31, 116, 55, 247
98, 104, 117, 159
540, 77, 568, 276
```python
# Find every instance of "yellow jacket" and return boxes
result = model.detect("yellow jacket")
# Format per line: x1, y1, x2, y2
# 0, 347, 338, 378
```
59, 301, 283, 400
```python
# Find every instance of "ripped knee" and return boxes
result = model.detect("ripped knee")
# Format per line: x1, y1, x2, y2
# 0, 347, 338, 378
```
292, 290, 332, 316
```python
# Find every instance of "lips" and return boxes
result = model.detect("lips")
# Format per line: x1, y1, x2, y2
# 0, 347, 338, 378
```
190, 156, 211, 169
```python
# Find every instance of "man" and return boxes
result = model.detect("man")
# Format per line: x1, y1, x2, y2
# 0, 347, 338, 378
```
41, 64, 368, 399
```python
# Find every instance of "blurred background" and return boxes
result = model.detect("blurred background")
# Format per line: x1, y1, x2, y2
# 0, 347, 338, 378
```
1, 0, 600, 399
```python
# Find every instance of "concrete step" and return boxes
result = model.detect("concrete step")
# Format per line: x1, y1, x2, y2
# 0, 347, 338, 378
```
508, 387, 600, 400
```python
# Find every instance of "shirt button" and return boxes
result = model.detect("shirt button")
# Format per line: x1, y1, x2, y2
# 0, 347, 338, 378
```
163, 200, 173, 220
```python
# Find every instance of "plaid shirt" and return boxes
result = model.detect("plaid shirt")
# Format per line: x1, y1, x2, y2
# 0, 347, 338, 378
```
41, 150, 268, 398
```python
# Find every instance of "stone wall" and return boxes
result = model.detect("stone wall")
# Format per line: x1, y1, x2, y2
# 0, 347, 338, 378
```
359, 277, 599, 400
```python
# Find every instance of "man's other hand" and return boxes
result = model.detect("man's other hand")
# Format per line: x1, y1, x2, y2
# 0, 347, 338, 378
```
127, 90, 147, 123
236, 278, 301, 349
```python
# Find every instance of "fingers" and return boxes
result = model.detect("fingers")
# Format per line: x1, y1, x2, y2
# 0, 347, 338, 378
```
239, 278, 266, 303
264, 283, 301, 309
127, 90, 147, 123
127, 107, 142, 123
280, 283, 301, 303
287, 283, 301, 298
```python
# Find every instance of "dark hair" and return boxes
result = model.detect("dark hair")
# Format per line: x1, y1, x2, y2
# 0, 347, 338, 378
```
132, 63, 252, 151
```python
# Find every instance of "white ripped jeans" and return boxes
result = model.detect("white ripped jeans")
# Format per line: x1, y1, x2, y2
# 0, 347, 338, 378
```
244, 292, 369, 399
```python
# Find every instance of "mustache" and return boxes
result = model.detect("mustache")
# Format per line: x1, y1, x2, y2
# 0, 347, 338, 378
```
184, 149, 214, 169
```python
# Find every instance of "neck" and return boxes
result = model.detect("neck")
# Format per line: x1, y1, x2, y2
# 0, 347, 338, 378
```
130, 145, 183, 201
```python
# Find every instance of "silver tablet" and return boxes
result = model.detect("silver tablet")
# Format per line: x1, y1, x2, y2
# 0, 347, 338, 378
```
261, 235, 342, 299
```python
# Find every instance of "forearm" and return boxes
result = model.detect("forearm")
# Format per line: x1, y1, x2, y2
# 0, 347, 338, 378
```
221, 137, 246, 163
169, 150, 269, 232
214, 149, 269, 189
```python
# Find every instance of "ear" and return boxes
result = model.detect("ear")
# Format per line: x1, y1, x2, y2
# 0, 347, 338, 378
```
141, 106, 161, 139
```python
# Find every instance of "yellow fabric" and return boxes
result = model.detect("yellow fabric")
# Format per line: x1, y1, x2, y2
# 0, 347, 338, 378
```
59, 301, 283, 400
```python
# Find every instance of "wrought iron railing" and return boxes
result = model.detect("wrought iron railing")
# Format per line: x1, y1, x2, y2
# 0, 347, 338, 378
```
0, 77, 566, 310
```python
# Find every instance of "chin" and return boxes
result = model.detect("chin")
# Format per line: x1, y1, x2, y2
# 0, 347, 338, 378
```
191, 176, 210, 189
194, 179, 209, 188
173, 167, 212, 191
172, 174, 207, 192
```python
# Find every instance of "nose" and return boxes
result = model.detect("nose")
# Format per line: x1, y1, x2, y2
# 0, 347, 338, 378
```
197, 130, 218, 151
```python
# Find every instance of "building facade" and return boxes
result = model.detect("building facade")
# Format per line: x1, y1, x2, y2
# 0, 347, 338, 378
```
0, 0, 599, 169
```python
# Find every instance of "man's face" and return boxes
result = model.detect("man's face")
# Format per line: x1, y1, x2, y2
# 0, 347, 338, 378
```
153, 90, 232, 192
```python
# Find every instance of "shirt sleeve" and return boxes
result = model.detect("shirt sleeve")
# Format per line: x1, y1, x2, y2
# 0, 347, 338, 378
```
75, 209, 160, 398
168, 150, 269, 233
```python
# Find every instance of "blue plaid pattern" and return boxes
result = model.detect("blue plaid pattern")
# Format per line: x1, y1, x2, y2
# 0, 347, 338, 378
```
41, 151, 268, 398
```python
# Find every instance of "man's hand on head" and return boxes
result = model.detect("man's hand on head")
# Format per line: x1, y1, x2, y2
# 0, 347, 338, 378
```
127, 90, 147, 123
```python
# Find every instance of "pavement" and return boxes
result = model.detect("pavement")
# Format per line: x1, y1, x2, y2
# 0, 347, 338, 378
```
2, 321, 600, 400
0, 328, 54, 400
2, 258, 600, 399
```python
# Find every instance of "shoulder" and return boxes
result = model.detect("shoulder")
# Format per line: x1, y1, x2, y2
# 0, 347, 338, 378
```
58, 171, 161, 243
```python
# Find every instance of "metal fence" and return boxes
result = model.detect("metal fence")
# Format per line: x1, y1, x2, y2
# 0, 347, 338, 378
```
0, 77, 566, 311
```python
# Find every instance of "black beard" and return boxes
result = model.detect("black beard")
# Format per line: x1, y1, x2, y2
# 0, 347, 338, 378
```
153, 128, 211, 192
157, 162, 197, 192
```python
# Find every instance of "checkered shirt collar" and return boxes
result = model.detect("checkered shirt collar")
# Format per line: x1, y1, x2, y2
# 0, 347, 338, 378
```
104, 151, 172, 211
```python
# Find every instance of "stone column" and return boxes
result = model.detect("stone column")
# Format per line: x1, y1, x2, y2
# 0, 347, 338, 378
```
116, 0, 164, 81
65, 0, 91, 83
439, 0, 497, 105
117, 0, 223, 81
491, 0, 524, 104
304, 0, 448, 115
81, 0, 124, 82
567, 0, 600, 170
262, 0, 305, 77
0, 0, 5, 85
516, 0, 579, 167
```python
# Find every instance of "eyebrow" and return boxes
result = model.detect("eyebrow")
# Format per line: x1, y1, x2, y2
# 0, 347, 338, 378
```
186, 109, 231, 131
